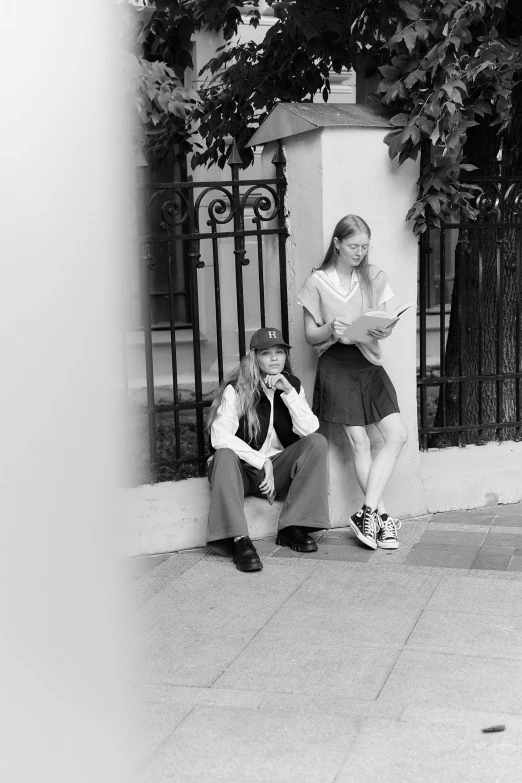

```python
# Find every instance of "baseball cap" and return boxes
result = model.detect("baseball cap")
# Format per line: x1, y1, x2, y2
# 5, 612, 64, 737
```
249, 327, 291, 351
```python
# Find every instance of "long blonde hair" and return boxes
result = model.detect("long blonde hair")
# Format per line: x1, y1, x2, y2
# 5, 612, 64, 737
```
207, 347, 292, 442
319, 214, 373, 298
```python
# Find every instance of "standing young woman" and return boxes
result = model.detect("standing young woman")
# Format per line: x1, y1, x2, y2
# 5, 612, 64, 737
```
206, 327, 330, 572
298, 215, 407, 551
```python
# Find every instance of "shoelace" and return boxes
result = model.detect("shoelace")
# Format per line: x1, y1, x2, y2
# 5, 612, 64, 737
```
363, 510, 378, 538
380, 517, 401, 538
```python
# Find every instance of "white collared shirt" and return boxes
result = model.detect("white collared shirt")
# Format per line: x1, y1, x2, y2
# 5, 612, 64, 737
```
210, 383, 319, 470
325, 266, 393, 306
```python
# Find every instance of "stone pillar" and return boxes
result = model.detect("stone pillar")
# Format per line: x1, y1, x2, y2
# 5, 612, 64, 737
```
262, 124, 427, 524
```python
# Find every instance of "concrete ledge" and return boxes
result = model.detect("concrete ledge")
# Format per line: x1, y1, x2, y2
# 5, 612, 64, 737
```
121, 478, 282, 557
122, 438, 522, 557
420, 440, 522, 513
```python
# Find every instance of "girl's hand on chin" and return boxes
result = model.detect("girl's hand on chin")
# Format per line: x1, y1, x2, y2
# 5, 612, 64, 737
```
264, 373, 292, 393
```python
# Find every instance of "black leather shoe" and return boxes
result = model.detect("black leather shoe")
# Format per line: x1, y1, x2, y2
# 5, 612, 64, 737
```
232, 536, 263, 572
276, 526, 318, 552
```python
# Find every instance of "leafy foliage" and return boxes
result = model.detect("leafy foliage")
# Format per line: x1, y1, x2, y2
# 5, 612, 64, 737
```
118, 1, 201, 162
193, 1, 355, 168
375, 0, 522, 232
130, 0, 522, 233
122, 52, 200, 161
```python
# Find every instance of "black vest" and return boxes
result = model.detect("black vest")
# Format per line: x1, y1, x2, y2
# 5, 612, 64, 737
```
212, 372, 302, 453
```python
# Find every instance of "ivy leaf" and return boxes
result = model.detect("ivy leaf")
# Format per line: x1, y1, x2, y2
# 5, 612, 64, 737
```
406, 200, 425, 220
389, 113, 409, 127
473, 99, 493, 116
384, 129, 404, 160
415, 116, 434, 135
404, 70, 420, 88
378, 64, 401, 79
426, 195, 441, 212
430, 121, 441, 144
399, 0, 420, 21
403, 27, 418, 54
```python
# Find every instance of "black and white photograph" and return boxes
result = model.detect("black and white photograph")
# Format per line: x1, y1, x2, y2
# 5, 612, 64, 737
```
2, 1, 522, 781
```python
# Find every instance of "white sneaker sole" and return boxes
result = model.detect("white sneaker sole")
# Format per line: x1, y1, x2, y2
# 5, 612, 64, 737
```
377, 540, 399, 550
349, 519, 377, 550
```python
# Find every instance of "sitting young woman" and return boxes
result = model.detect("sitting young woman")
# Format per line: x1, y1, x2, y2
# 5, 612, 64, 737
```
206, 327, 330, 572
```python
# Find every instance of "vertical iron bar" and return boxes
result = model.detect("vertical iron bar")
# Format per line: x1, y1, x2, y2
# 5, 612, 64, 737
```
457, 234, 466, 446
167, 238, 181, 461
439, 227, 446, 430
478, 242, 484, 434
187, 185, 206, 475
515, 228, 522, 438
210, 219, 224, 383
141, 240, 157, 477
272, 141, 289, 343
229, 140, 247, 359
497, 231, 504, 440
419, 232, 428, 450
255, 219, 266, 328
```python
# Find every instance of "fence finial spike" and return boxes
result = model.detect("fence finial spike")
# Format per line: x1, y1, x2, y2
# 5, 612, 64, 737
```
228, 139, 244, 166
272, 139, 286, 165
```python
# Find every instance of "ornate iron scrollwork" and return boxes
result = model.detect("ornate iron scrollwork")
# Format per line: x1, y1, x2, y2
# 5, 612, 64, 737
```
146, 187, 190, 231
473, 182, 501, 216
241, 185, 279, 223
195, 187, 235, 226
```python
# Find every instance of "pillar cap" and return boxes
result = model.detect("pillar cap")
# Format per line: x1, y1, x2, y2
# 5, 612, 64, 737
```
247, 102, 393, 147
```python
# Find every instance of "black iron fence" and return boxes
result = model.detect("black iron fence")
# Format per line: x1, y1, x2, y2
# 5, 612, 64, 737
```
418, 174, 522, 449
127, 141, 289, 482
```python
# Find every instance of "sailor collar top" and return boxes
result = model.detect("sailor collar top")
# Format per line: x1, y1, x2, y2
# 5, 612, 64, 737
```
297, 264, 394, 365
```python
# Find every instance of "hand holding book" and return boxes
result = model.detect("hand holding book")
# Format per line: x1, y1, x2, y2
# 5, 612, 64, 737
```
338, 302, 413, 344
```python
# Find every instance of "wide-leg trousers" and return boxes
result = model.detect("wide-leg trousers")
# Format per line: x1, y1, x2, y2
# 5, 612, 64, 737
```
206, 433, 330, 543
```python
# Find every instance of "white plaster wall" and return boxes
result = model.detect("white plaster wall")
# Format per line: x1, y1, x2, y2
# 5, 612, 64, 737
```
261, 133, 326, 390
420, 441, 522, 512
278, 125, 426, 524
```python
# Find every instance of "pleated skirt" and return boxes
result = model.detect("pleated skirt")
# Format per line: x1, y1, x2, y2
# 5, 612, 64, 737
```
312, 343, 400, 426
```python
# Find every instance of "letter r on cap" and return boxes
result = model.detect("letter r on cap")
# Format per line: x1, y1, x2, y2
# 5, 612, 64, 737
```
268, 330, 277, 338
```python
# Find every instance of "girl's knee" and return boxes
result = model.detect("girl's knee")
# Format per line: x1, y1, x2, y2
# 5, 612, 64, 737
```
387, 425, 407, 448
345, 429, 371, 454
213, 447, 239, 464
306, 432, 328, 451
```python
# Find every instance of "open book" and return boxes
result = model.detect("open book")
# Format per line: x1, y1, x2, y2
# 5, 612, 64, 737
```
342, 302, 413, 344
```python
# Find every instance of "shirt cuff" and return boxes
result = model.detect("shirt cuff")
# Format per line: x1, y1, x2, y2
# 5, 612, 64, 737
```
247, 451, 267, 471
280, 387, 299, 402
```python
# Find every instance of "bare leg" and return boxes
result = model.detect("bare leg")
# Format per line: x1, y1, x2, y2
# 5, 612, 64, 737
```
343, 425, 388, 515
364, 413, 407, 511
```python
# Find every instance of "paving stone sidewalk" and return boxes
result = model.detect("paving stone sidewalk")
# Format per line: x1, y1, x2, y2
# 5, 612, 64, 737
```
128, 502, 522, 782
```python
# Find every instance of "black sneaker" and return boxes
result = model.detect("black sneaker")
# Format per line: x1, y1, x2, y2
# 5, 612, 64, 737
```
232, 536, 263, 572
377, 514, 401, 549
349, 506, 378, 550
